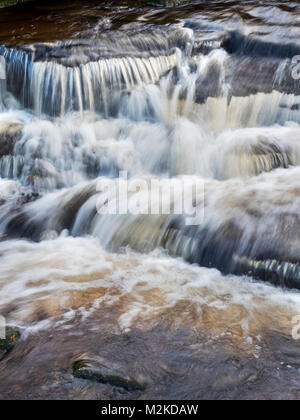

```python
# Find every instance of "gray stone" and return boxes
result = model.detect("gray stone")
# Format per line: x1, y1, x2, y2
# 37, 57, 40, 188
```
147, 0, 184, 6
73, 358, 145, 391
0, 122, 23, 157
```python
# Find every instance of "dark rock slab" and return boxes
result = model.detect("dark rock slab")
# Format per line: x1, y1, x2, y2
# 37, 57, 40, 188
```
147, 0, 184, 6
0, 319, 299, 399
73, 358, 146, 391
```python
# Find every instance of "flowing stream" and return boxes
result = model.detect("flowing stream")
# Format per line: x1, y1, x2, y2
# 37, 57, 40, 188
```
1, 0, 300, 400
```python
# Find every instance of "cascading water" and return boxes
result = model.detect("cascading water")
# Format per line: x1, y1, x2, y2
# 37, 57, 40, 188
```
1, 0, 300, 400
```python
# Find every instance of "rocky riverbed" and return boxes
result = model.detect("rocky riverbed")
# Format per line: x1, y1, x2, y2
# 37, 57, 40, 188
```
0, 0, 300, 400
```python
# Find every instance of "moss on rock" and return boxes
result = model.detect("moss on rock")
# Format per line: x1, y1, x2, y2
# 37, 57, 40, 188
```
0, 0, 32, 7
0, 327, 21, 360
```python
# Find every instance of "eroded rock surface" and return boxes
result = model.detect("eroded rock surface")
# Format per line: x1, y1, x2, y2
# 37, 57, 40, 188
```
0, 122, 23, 157
73, 357, 146, 391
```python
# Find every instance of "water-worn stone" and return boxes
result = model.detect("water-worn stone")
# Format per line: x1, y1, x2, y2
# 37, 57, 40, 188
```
147, 0, 184, 6
73, 358, 145, 391
0, 327, 21, 360
0, 0, 186, 8
0, 122, 23, 157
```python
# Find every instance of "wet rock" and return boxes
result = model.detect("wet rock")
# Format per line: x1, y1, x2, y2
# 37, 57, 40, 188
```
146, 0, 184, 6
0, 0, 33, 8
0, 0, 21, 7
0, 122, 23, 157
0, 326, 21, 361
60, 184, 96, 231
267, 333, 300, 369
73, 358, 145, 391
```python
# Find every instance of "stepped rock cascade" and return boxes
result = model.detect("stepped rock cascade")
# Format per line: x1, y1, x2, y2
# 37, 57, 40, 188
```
2, 1, 300, 399
0, 30, 183, 116
1, 8, 300, 288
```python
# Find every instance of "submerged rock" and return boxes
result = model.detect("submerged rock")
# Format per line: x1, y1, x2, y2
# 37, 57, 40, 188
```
0, 326, 21, 360
0, 122, 23, 157
73, 358, 145, 391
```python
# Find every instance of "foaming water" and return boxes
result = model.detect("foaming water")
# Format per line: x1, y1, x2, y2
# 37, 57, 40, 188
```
3, 165, 300, 289
2, 89, 300, 194
0, 27, 186, 116
1, 21, 300, 288
0, 235, 299, 349
1, 0, 300, 399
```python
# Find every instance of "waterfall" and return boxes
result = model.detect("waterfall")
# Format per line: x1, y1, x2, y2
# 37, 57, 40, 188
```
0, 27, 192, 116
2, 1, 300, 401
1, 46, 179, 116
0, 17, 300, 290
